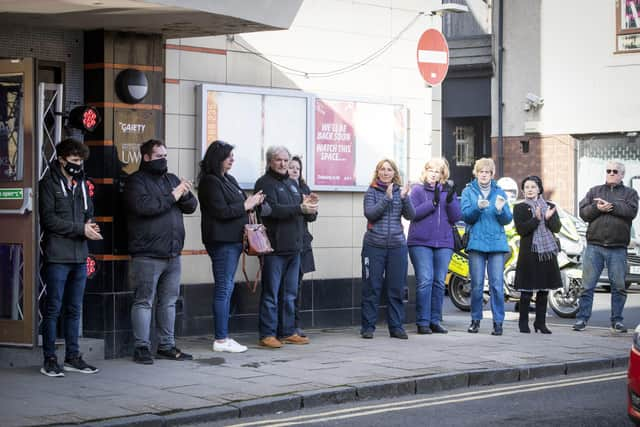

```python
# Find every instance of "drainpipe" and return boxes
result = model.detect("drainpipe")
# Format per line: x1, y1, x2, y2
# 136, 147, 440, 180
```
497, 0, 504, 177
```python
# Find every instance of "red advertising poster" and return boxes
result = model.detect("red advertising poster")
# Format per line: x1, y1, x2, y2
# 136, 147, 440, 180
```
315, 100, 355, 186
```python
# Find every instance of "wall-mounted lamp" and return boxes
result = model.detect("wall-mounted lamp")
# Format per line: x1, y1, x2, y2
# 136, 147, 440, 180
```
115, 68, 149, 104
430, 3, 470, 15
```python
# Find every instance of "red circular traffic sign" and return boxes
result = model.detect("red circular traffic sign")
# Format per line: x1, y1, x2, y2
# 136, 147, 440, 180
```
416, 29, 449, 86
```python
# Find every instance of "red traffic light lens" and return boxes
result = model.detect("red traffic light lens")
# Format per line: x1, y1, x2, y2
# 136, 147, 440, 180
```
68, 106, 101, 132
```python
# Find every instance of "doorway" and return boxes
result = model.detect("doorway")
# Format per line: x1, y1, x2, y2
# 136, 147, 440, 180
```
0, 58, 36, 345
443, 117, 491, 191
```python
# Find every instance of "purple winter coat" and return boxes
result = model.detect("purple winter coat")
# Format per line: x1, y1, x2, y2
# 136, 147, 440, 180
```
407, 182, 462, 248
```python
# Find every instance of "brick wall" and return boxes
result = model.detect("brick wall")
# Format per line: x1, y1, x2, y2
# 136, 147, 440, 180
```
492, 134, 576, 213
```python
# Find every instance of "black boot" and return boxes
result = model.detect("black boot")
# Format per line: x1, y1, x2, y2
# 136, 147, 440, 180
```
533, 291, 552, 334
491, 322, 503, 336
467, 320, 480, 333
519, 292, 531, 333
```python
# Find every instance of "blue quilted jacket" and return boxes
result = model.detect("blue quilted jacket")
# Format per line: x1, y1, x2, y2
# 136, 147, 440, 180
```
362, 184, 415, 248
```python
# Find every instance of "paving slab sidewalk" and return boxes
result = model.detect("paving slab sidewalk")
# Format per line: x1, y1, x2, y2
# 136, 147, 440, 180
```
0, 315, 631, 427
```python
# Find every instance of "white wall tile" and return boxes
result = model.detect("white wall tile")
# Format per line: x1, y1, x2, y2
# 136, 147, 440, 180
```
178, 148, 196, 183
179, 115, 196, 149
179, 50, 226, 83
312, 216, 353, 248
165, 83, 179, 115
165, 114, 179, 149
165, 48, 179, 80
181, 255, 212, 285
226, 51, 272, 87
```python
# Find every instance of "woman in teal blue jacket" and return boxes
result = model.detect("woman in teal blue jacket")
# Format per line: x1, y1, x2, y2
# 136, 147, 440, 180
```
461, 158, 513, 336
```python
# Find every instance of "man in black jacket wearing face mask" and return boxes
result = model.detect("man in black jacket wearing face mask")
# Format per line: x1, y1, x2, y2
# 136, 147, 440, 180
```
39, 138, 103, 377
124, 139, 197, 364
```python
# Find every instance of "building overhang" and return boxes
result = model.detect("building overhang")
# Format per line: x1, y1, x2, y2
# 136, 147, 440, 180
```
0, 0, 303, 37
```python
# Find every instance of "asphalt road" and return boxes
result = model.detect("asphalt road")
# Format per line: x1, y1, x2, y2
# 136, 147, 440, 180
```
201, 371, 631, 427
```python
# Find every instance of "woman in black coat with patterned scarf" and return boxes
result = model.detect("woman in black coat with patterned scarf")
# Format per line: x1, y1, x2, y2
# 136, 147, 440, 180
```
513, 175, 562, 334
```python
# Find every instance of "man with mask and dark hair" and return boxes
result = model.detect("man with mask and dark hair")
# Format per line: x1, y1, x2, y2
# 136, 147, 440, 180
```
39, 138, 102, 377
125, 139, 198, 364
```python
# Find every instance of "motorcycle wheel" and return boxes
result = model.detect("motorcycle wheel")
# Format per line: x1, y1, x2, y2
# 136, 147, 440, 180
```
549, 278, 580, 318
449, 275, 472, 311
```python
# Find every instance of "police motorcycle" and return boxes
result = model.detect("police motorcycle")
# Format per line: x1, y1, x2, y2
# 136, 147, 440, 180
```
446, 178, 584, 318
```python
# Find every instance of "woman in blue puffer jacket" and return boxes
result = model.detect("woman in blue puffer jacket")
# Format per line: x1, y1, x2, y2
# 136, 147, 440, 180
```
461, 158, 512, 336
361, 159, 415, 340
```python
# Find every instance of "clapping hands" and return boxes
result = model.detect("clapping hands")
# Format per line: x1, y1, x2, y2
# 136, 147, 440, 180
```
495, 195, 506, 212
172, 178, 192, 201
244, 190, 266, 211
301, 193, 319, 215
594, 197, 613, 213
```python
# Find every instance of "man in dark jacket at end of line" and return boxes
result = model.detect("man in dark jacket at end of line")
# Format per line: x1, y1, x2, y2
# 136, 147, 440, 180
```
125, 139, 198, 364
39, 138, 102, 377
254, 146, 318, 349
574, 160, 639, 333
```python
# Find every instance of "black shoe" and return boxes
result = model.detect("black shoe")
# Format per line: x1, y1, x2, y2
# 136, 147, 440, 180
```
519, 324, 531, 333
467, 320, 480, 333
64, 355, 99, 374
133, 346, 154, 365
40, 356, 64, 377
361, 330, 374, 339
156, 347, 193, 360
533, 322, 552, 334
572, 320, 586, 331
417, 325, 432, 335
389, 329, 408, 339
611, 322, 628, 333
491, 322, 503, 336
430, 324, 448, 334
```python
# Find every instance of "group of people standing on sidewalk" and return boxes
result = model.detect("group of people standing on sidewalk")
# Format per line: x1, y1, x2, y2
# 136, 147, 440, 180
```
38, 136, 638, 377
359, 156, 638, 340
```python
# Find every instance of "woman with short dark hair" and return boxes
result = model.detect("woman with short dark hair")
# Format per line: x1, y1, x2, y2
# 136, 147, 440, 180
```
198, 140, 266, 353
513, 175, 562, 334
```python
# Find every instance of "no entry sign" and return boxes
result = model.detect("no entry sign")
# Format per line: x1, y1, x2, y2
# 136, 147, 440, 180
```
416, 29, 449, 86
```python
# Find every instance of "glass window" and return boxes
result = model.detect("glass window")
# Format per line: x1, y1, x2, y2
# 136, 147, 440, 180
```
455, 126, 474, 166
0, 243, 24, 320
617, 0, 640, 52
0, 74, 24, 182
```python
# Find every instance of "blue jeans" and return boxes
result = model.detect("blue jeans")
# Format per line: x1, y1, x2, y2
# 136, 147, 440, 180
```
206, 242, 243, 340
468, 251, 506, 323
361, 243, 408, 333
409, 246, 453, 327
577, 244, 627, 323
130, 256, 181, 350
259, 254, 301, 339
42, 263, 87, 359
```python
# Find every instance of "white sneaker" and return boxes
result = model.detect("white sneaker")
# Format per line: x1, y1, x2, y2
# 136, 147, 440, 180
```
213, 338, 248, 353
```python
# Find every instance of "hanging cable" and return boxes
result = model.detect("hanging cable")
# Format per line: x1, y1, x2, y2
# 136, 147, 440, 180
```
229, 12, 425, 79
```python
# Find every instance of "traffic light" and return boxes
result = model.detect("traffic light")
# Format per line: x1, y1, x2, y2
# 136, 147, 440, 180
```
67, 105, 101, 132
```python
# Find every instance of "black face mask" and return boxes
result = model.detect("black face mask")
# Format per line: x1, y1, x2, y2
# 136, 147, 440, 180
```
147, 158, 168, 175
63, 161, 84, 179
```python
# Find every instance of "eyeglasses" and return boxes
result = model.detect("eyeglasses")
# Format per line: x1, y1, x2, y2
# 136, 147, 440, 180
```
606, 169, 619, 175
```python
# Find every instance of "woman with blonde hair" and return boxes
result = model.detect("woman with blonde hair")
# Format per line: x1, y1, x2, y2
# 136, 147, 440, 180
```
407, 158, 462, 334
461, 158, 512, 336
360, 159, 415, 339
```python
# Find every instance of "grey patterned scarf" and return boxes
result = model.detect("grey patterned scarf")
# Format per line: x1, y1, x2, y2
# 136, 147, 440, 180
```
523, 197, 559, 261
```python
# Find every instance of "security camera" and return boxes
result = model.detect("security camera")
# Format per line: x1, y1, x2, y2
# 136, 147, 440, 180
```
526, 93, 544, 106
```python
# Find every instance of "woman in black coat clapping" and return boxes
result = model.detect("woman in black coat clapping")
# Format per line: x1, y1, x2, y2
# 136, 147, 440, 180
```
513, 175, 562, 334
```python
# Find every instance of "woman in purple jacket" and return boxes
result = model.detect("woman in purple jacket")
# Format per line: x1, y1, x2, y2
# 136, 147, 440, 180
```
408, 158, 462, 334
